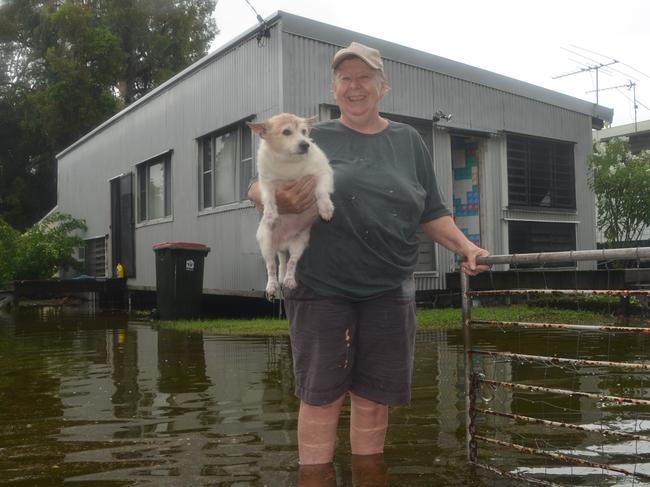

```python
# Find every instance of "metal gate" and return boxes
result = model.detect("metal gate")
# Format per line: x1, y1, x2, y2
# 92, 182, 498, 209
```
462, 248, 650, 486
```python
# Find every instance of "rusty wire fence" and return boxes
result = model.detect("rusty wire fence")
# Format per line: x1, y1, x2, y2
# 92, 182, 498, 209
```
462, 247, 650, 486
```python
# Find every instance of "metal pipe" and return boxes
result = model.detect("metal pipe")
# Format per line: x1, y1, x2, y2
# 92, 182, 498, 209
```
471, 319, 650, 334
475, 247, 650, 266
475, 435, 650, 481
471, 462, 565, 487
479, 378, 650, 406
471, 350, 650, 370
475, 408, 650, 442
461, 271, 476, 462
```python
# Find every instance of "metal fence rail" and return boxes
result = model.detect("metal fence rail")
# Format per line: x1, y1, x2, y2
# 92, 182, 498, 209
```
461, 246, 650, 486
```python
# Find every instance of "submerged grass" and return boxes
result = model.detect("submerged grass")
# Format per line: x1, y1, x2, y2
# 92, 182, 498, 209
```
159, 304, 625, 336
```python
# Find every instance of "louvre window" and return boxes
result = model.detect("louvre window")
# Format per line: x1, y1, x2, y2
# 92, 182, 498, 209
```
508, 221, 576, 267
507, 135, 576, 210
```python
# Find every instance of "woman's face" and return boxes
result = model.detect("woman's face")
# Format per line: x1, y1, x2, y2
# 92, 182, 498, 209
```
332, 58, 387, 124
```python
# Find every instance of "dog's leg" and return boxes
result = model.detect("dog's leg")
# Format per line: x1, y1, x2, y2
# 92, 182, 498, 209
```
314, 173, 335, 221
278, 251, 287, 284
257, 225, 279, 299
259, 182, 279, 225
283, 231, 310, 290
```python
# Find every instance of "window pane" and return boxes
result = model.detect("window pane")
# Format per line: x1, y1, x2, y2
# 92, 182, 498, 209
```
138, 164, 147, 222
214, 131, 237, 205
148, 161, 165, 219
202, 139, 212, 208
164, 158, 171, 217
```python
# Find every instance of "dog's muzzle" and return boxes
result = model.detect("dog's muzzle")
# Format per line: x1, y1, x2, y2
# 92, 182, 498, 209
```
298, 141, 310, 154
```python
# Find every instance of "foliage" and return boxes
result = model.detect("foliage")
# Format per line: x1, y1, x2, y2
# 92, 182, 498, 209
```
0, 0, 218, 230
0, 216, 19, 287
589, 137, 650, 246
2, 212, 87, 282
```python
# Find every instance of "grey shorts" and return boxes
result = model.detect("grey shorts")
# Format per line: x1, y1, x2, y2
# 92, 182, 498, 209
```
284, 279, 416, 406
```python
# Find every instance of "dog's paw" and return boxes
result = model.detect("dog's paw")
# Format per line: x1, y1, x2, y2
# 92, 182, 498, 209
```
318, 199, 334, 221
283, 275, 297, 290
265, 280, 279, 300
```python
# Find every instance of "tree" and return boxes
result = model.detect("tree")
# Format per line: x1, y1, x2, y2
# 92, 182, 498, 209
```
0, 0, 218, 229
588, 137, 650, 247
101, 0, 218, 103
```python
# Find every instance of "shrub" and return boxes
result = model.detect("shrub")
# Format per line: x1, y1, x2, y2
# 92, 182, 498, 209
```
11, 212, 87, 281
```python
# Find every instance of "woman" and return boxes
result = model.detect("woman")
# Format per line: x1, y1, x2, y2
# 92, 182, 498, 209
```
249, 42, 490, 465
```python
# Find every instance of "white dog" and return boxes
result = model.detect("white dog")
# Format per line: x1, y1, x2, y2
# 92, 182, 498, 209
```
248, 113, 334, 299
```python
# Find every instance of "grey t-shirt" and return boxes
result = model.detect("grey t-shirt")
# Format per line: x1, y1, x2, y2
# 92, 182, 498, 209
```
297, 119, 451, 300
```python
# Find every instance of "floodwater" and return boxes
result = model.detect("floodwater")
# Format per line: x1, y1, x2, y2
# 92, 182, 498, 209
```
0, 306, 649, 486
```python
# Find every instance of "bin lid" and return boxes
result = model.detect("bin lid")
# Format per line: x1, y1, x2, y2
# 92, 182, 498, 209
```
152, 241, 210, 252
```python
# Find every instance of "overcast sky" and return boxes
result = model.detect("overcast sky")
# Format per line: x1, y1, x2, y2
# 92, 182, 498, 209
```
210, 0, 650, 128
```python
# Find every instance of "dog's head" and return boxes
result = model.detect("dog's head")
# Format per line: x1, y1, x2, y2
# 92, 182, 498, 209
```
247, 113, 318, 158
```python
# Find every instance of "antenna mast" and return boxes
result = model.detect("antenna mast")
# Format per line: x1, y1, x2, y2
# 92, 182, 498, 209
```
553, 61, 618, 104
587, 81, 638, 132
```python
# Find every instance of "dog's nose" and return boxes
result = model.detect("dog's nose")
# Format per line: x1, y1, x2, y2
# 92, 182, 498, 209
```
298, 141, 310, 153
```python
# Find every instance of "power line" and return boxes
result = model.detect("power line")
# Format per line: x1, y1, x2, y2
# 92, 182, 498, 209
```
570, 44, 650, 80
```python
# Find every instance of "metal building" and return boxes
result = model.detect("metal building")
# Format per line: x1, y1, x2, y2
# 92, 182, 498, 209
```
56, 11, 613, 297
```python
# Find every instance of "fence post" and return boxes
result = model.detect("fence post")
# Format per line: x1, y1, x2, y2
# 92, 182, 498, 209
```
461, 271, 476, 462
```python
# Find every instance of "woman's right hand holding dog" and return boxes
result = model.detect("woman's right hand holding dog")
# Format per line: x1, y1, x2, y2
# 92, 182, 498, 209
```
277, 176, 317, 213
249, 176, 317, 214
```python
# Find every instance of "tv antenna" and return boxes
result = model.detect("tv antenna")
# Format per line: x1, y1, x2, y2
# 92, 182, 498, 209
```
553, 60, 618, 104
587, 80, 639, 132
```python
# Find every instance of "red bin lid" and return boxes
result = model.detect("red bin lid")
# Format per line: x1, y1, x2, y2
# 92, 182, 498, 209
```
152, 241, 210, 252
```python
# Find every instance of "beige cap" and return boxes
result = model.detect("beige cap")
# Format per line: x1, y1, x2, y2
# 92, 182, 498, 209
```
331, 42, 384, 72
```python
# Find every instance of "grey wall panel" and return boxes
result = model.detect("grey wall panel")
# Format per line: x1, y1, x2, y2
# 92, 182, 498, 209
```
281, 33, 337, 116
432, 129, 453, 290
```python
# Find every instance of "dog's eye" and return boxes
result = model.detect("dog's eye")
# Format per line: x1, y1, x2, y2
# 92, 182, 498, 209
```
301, 129, 307, 135
282, 129, 292, 136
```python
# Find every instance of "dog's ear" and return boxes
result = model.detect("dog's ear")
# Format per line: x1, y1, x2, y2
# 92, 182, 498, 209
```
246, 121, 267, 138
305, 115, 318, 127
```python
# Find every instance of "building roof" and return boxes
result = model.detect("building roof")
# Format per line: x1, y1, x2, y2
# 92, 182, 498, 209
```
593, 119, 650, 141
58, 10, 614, 159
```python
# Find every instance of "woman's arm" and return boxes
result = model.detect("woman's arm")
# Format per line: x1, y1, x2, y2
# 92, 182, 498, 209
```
420, 215, 491, 276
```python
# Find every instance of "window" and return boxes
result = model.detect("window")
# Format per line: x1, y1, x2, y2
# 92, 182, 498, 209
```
508, 221, 576, 267
137, 152, 171, 223
199, 122, 252, 209
507, 135, 575, 210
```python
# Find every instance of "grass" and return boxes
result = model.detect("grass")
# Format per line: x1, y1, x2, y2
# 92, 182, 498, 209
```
158, 304, 628, 336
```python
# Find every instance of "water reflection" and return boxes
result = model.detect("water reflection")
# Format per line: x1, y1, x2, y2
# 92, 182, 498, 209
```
0, 309, 648, 486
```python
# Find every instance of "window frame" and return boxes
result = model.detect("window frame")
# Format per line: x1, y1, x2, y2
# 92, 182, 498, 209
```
507, 134, 576, 211
198, 119, 253, 211
135, 150, 173, 224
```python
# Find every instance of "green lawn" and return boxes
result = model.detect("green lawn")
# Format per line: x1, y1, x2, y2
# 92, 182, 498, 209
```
158, 304, 626, 336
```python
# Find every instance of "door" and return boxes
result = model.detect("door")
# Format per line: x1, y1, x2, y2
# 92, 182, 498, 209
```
110, 173, 136, 277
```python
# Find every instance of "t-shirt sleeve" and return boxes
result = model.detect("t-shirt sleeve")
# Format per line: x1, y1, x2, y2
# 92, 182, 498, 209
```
413, 130, 452, 223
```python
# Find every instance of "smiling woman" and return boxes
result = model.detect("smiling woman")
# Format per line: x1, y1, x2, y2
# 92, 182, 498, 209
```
248, 41, 491, 466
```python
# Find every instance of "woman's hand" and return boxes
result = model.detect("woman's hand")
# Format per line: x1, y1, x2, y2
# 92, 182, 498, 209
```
248, 176, 317, 214
460, 245, 491, 276
276, 176, 317, 213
